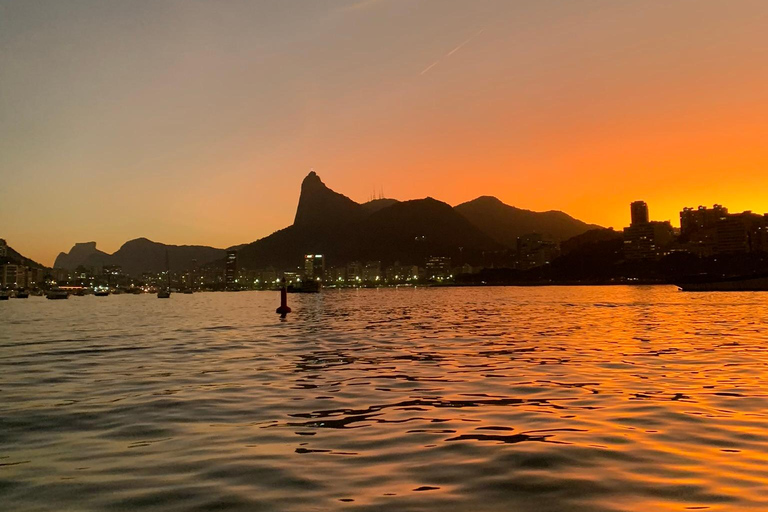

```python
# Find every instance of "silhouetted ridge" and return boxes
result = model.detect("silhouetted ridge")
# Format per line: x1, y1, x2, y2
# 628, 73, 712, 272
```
293, 171, 363, 227
54, 238, 225, 275
455, 196, 600, 247
236, 178, 502, 269
1, 241, 48, 269
54, 241, 111, 269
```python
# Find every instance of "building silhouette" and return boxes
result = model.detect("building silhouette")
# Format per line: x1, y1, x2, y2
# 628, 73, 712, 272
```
678, 205, 768, 256
304, 254, 325, 281
630, 201, 650, 226
623, 201, 675, 260
225, 250, 238, 289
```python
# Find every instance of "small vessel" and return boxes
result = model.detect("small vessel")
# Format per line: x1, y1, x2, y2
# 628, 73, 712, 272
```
676, 272, 768, 292
94, 287, 110, 297
286, 280, 322, 293
0, 291, 9, 300
182, 289, 193, 294
14, 290, 29, 299
46, 289, 69, 300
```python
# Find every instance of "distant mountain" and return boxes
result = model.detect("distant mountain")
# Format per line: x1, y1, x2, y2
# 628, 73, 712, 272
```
51, 172, 601, 275
54, 238, 225, 275
110, 238, 226, 276
54, 242, 112, 270
356, 198, 495, 264
236, 173, 500, 269
454, 196, 600, 248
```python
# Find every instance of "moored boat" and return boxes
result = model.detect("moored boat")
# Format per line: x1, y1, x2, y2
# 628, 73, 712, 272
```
286, 280, 321, 293
0, 291, 9, 300
14, 290, 29, 299
676, 272, 768, 292
46, 289, 69, 300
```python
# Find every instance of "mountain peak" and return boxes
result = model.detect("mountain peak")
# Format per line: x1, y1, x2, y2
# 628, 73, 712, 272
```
293, 171, 362, 227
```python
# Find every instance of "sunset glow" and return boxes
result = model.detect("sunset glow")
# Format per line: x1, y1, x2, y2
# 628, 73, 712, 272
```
2, 1, 768, 265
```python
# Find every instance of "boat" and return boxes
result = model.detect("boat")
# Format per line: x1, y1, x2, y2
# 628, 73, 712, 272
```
676, 272, 768, 292
46, 289, 69, 300
286, 280, 322, 293
94, 287, 110, 297
182, 289, 193, 294
14, 290, 29, 299
0, 291, 9, 300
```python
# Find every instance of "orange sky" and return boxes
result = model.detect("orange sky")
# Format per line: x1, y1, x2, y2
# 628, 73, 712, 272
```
2, 0, 768, 266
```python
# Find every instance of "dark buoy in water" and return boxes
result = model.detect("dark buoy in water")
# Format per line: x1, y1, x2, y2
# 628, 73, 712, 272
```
276, 285, 291, 318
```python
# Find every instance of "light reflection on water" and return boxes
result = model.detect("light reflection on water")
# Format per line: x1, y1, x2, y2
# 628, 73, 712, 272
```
2, 286, 768, 511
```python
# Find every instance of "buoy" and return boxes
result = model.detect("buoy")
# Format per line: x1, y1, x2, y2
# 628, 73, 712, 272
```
276, 286, 291, 318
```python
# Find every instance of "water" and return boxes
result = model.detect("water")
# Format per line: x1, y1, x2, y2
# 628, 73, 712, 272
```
2, 286, 768, 511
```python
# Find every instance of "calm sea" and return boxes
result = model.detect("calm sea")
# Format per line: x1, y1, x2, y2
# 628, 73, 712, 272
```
2, 286, 768, 511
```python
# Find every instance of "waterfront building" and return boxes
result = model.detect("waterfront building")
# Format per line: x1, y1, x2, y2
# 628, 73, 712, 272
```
425, 256, 452, 279
347, 261, 362, 284
304, 254, 325, 280
362, 261, 382, 283
714, 211, 767, 254
326, 266, 347, 284
385, 264, 419, 283
1, 264, 21, 288
623, 201, 675, 260
225, 250, 238, 289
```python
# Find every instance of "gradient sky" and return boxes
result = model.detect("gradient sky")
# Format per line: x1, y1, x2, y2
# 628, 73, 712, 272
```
3, 0, 768, 266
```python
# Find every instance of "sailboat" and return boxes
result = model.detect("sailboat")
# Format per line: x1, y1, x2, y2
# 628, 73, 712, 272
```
157, 249, 171, 298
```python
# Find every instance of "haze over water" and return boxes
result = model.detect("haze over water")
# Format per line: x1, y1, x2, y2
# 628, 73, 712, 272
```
2, 286, 768, 511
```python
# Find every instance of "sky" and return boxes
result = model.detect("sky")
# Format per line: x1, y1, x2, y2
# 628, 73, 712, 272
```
2, 0, 768, 266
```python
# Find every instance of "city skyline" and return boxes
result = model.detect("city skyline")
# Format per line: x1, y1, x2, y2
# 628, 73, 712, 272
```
4, 1, 768, 266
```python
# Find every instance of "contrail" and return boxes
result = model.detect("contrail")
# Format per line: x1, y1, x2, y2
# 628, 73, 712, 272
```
421, 28, 485, 75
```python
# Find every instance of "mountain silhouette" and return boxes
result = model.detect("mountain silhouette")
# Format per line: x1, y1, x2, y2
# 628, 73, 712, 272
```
235, 172, 598, 270
51, 172, 600, 274
54, 242, 111, 269
55, 238, 225, 275
455, 196, 600, 248
293, 171, 363, 227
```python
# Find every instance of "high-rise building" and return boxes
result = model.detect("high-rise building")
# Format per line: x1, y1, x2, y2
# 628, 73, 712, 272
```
623, 202, 674, 260
225, 250, 238, 289
630, 201, 649, 226
425, 256, 452, 279
1, 264, 21, 288
680, 205, 729, 237
715, 211, 767, 254
304, 254, 325, 280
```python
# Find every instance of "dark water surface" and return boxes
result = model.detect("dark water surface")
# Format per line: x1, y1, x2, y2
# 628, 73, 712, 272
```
2, 286, 768, 511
